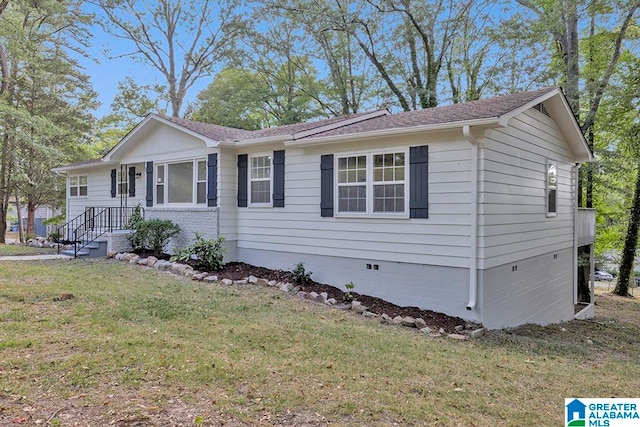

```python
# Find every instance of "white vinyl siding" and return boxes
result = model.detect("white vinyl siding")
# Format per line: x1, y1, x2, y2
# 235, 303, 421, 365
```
235, 134, 472, 269
478, 108, 575, 269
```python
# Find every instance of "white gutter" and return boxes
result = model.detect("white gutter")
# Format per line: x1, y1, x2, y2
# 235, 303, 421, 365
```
573, 163, 580, 305
221, 135, 292, 147
463, 125, 480, 311
285, 117, 501, 147
51, 160, 117, 173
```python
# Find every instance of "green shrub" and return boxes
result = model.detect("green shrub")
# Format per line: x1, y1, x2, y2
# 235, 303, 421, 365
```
171, 233, 226, 271
292, 262, 312, 286
141, 219, 180, 257
128, 218, 180, 256
126, 205, 146, 252
127, 204, 144, 229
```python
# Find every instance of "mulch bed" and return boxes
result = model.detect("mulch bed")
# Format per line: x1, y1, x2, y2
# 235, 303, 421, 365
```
214, 262, 468, 333
135, 252, 469, 333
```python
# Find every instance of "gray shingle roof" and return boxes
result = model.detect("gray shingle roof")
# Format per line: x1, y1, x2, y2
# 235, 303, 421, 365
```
246, 111, 380, 140
157, 114, 254, 141
296, 87, 559, 139
155, 88, 558, 143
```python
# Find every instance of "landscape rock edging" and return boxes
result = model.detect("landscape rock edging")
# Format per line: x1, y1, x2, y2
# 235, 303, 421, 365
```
108, 252, 485, 339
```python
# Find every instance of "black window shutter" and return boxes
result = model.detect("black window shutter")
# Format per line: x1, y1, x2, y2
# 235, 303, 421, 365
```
237, 154, 248, 207
273, 150, 285, 207
110, 169, 116, 198
320, 154, 334, 217
207, 153, 218, 207
128, 166, 136, 197
409, 145, 429, 218
145, 161, 153, 207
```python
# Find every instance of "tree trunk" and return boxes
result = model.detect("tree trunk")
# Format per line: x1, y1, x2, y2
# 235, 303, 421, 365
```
26, 201, 36, 237
15, 192, 24, 243
0, 132, 11, 243
586, 129, 594, 208
613, 161, 640, 296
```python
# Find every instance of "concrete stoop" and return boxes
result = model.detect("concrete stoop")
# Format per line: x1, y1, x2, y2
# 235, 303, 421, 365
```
61, 240, 107, 258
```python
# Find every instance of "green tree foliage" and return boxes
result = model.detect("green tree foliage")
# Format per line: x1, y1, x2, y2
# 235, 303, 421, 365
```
0, 0, 98, 241
190, 68, 268, 130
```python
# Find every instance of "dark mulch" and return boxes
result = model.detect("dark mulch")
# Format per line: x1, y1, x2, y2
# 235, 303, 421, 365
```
213, 262, 468, 333
133, 253, 469, 332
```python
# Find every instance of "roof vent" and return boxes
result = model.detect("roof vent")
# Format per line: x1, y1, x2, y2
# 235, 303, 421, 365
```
534, 102, 550, 117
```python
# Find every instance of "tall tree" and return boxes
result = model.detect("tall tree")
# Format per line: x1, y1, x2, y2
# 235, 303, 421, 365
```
189, 67, 269, 130
517, 0, 640, 207
0, 0, 97, 241
269, 0, 377, 115
98, 0, 243, 117
235, 19, 328, 125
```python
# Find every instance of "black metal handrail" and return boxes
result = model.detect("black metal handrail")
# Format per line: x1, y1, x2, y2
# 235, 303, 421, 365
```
56, 206, 141, 257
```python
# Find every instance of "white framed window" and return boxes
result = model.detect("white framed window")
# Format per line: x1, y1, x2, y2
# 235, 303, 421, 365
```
197, 160, 207, 204
336, 150, 408, 216
546, 160, 558, 216
69, 175, 88, 197
250, 154, 272, 205
155, 159, 207, 206
117, 170, 128, 195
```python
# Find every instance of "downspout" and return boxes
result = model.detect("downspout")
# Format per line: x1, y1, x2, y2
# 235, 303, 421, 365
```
573, 163, 580, 306
463, 125, 479, 311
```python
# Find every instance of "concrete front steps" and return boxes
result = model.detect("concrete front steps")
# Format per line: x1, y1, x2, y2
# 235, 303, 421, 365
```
61, 240, 107, 258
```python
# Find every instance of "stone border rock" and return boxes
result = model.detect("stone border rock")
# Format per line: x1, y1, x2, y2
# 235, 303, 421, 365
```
108, 251, 486, 340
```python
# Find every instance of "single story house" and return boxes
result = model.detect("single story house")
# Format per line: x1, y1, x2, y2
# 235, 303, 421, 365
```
54, 86, 595, 329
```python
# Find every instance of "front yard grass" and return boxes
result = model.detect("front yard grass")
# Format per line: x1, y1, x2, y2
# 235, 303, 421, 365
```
0, 243, 56, 256
0, 259, 639, 426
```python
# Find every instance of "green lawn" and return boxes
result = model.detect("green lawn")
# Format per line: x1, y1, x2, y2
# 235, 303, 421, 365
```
0, 242, 57, 256
0, 259, 638, 426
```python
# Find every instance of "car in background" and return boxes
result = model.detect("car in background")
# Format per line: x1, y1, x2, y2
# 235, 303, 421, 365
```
594, 271, 614, 281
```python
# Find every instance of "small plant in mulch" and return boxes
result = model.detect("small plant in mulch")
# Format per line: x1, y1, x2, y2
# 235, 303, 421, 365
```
291, 262, 312, 286
343, 281, 356, 302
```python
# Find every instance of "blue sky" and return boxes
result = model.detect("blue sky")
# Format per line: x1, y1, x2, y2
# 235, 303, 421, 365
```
76, 3, 211, 119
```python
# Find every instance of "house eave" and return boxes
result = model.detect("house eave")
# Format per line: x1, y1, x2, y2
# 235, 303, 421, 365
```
103, 114, 220, 162
499, 87, 593, 163
284, 117, 501, 147
52, 160, 117, 174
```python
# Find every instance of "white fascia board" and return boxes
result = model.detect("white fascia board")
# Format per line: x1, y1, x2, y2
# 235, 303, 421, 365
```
497, 87, 561, 126
52, 160, 117, 174
284, 118, 501, 147
547, 92, 593, 163
292, 109, 391, 140
498, 87, 592, 163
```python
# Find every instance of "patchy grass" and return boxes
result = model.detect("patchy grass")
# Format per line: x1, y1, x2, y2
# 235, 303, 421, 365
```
0, 259, 639, 426
0, 243, 56, 256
